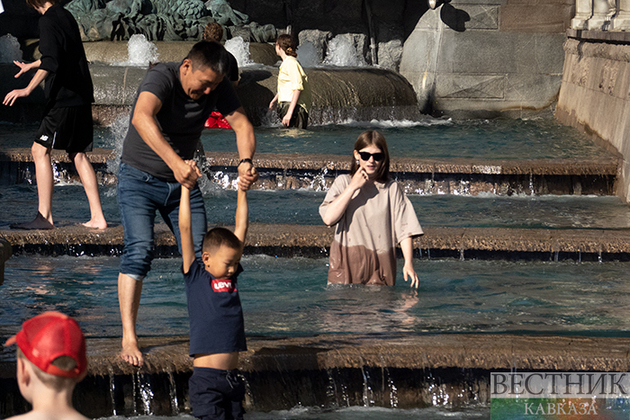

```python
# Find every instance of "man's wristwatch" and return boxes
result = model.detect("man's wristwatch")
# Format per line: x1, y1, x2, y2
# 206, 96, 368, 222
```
238, 158, 253, 166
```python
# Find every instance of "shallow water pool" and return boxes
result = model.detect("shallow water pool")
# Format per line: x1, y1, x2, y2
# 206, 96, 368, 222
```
3, 184, 630, 229
3, 255, 630, 340
0, 116, 615, 160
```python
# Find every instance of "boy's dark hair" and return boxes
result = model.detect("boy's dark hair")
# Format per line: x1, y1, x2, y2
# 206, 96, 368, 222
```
350, 130, 391, 182
185, 40, 230, 76
203, 227, 242, 254
276, 34, 298, 57
203, 22, 224, 43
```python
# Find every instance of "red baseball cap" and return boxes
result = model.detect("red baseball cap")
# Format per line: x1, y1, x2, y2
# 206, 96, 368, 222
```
4, 311, 87, 378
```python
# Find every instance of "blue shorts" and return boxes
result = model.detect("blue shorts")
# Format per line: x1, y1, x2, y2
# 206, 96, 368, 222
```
189, 367, 246, 420
117, 162, 207, 278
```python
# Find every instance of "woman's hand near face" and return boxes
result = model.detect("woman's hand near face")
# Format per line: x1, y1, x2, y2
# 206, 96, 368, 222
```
349, 167, 369, 192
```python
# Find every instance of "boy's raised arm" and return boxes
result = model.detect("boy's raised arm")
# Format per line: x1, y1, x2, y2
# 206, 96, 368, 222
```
179, 185, 196, 274
234, 188, 249, 245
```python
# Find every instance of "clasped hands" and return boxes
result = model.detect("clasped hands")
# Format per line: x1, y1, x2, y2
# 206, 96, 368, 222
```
177, 159, 259, 191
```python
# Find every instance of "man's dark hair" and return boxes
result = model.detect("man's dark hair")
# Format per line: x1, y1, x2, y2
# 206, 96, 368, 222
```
186, 41, 230, 76
26, 0, 57, 8
203, 227, 242, 254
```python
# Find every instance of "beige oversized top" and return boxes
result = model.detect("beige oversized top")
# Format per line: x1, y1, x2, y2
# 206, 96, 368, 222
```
319, 175, 424, 286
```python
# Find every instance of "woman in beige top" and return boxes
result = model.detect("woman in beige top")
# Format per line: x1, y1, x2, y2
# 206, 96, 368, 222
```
319, 131, 424, 287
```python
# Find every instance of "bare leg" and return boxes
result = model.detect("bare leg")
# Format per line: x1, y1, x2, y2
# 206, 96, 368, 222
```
71, 152, 107, 229
32, 142, 54, 225
118, 273, 144, 367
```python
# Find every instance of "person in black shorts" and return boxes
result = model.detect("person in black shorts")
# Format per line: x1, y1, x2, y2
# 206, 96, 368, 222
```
2, 0, 107, 230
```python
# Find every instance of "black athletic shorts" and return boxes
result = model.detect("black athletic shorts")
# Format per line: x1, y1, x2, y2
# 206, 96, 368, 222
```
35, 105, 93, 153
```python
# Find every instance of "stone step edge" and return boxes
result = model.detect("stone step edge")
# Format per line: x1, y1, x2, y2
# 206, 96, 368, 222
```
2, 224, 630, 256
2, 333, 629, 377
0, 148, 620, 176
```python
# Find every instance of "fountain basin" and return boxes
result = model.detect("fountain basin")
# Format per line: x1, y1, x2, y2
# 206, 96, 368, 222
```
0, 61, 419, 125
0, 148, 619, 196
2, 333, 630, 417
2, 223, 630, 261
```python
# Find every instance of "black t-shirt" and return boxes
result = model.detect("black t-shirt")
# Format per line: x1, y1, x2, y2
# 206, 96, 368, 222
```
38, 3, 94, 107
227, 52, 239, 83
121, 62, 241, 181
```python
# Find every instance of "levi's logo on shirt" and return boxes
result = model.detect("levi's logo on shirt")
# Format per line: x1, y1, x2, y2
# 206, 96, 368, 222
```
211, 279, 235, 293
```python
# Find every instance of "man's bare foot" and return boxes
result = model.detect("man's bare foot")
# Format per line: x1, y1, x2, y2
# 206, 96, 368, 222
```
121, 338, 143, 367
82, 218, 107, 229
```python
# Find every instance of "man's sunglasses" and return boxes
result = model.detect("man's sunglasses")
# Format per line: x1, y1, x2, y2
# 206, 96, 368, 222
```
358, 151, 384, 161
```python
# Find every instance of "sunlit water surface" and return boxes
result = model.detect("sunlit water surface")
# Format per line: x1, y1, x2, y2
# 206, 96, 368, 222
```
0, 116, 623, 420
0, 117, 615, 159
3, 255, 630, 340
2, 185, 630, 229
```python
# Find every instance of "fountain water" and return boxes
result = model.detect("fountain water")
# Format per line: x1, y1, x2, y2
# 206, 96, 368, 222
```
225, 36, 253, 68
297, 41, 320, 68
115, 34, 159, 67
323, 35, 367, 67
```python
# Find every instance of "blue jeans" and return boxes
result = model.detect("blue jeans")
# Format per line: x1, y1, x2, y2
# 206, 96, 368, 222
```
117, 162, 207, 279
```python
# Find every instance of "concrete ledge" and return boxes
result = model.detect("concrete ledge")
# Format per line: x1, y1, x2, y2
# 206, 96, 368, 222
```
0, 148, 620, 176
3, 333, 630, 416
2, 224, 630, 261
567, 29, 630, 44
2, 332, 625, 377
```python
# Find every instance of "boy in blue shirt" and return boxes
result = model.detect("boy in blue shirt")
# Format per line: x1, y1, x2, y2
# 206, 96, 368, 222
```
179, 163, 250, 420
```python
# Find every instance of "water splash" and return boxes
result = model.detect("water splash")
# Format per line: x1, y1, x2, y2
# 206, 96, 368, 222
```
360, 366, 375, 407
323, 35, 367, 67
297, 41, 319, 68
108, 367, 117, 416
193, 143, 229, 196
167, 370, 179, 415
0, 34, 22, 63
114, 34, 159, 67
105, 115, 130, 180
135, 372, 154, 415
225, 36, 253, 68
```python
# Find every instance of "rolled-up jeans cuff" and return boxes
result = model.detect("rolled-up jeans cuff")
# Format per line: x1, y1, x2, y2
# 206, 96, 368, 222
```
123, 273, 145, 281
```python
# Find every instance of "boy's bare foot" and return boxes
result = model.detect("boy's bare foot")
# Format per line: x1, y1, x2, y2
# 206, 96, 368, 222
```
121, 338, 143, 367
82, 219, 107, 229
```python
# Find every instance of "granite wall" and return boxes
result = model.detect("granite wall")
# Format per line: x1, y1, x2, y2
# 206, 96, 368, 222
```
555, 31, 630, 202
400, 0, 575, 117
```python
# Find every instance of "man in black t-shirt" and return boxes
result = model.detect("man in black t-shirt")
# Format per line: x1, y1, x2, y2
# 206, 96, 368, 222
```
117, 41, 258, 367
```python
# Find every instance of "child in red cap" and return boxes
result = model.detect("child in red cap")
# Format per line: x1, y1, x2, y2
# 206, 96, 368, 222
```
4, 311, 89, 420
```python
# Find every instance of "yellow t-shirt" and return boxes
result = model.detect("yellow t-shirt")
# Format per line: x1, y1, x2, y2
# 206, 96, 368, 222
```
277, 56, 312, 112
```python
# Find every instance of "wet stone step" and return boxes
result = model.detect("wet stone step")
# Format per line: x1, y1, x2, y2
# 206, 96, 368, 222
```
0, 149, 620, 196
2, 224, 630, 262
1, 333, 629, 417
